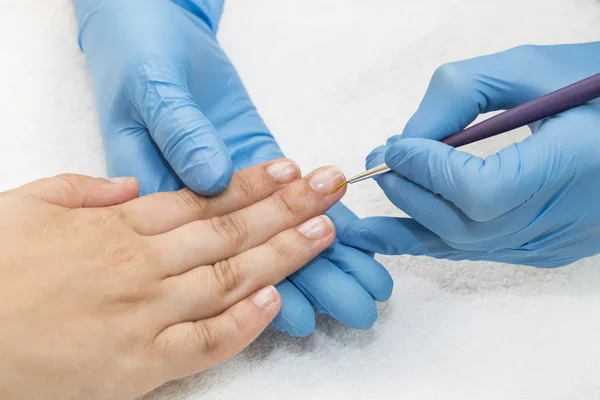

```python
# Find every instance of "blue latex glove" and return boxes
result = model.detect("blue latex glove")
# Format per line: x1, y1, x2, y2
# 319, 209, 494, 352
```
73, 0, 393, 336
341, 43, 600, 268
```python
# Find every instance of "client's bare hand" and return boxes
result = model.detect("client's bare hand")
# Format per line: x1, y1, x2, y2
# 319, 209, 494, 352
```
0, 159, 346, 400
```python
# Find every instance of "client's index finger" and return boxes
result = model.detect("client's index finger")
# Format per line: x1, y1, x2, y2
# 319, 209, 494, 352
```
117, 158, 301, 236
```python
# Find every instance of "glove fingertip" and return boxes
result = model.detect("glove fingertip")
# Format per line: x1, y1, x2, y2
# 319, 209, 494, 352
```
325, 202, 358, 234
385, 135, 403, 146
383, 137, 444, 176
271, 314, 315, 337
353, 301, 378, 330
181, 152, 234, 197
383, 139, 415, 169
271, 280, 316, 337
366, 145, 387, 169
376, 274, 394, 302
321, 242, 394, 302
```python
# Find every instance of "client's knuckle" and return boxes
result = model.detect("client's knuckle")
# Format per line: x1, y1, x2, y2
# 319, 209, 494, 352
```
89, 207, 129, 226
68, 208, 129, 232
271, 190, 305, 219
210, 214, 248, 249
269, 236, 294, 260
193, 322, 220, 354
233, 175, 257, 199
120, 273, 154, 303
107, 234, 142, 265
136, 238, 160, 264
225, 313, 249, 338
110, 240, 160, 303
53, 174, 84, 201
211, 258, 242, 293
173, 189, 208, 219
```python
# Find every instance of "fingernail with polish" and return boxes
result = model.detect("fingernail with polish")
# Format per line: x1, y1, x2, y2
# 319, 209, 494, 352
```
297, 215, 332, 240
251, 286, 278, 308
308, 166, 345, 194
267, 160, 300, 183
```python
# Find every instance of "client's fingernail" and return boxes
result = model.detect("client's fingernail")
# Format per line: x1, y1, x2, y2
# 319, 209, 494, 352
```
297, 215, 332, 239
308, 166, 345, 194
267, 160, 300, 183
107, 177, 136, 184
251, 286, 278, 308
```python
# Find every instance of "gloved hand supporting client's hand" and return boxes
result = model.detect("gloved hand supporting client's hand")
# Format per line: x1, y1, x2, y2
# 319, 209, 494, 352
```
73, 0, 393, 336
341, 42, 600, 268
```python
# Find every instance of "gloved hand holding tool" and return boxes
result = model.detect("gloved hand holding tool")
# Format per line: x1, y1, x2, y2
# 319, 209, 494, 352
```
341, 43, 600, 268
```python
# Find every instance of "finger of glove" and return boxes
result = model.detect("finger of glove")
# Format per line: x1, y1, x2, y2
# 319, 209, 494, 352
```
271, 280, 316, 337
325, 202, 375, 256
325, 202, 360, 234
321, 242, 393, 302
141, 66, 233, 196
339, 216, 554, 266
289, 256, 378, 330
340, 216, 470, 260
104, 126, 184, 196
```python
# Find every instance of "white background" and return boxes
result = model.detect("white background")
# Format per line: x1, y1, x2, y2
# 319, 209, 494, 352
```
2, 1, 600, 399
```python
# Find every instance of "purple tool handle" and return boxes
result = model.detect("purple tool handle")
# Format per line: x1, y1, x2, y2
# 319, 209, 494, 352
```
441, 73, 600, 148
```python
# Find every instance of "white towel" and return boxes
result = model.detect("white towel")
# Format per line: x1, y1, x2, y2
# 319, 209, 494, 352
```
2, 1, 600, 399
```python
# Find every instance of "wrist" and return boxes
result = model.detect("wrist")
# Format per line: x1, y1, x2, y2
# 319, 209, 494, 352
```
72, 0, 121, 50
73, 0, 142, 52
169, 0, 224, 33
72, 0, 223, 51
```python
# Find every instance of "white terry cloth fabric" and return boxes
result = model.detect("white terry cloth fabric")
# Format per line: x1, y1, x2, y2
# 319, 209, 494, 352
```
2, 1, 600, 399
